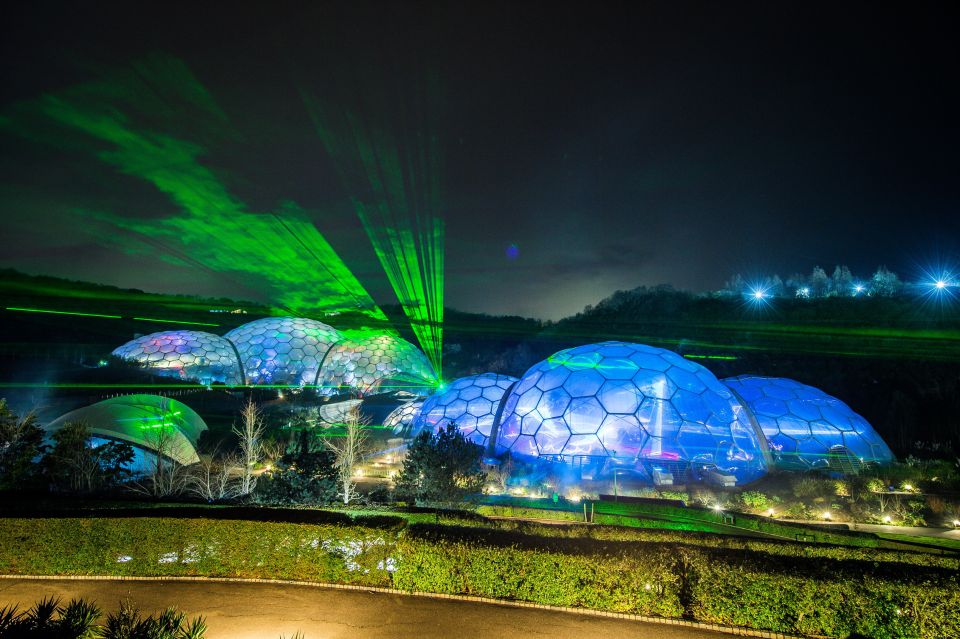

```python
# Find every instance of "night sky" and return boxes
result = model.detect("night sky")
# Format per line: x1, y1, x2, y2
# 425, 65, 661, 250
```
2, 1, 957, 319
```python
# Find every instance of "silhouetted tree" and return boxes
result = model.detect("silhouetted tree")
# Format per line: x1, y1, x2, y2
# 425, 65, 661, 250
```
43, 421, 133, 493
395, 423, 485, 503
0, 399, 45, 490
871, 266, 903, 297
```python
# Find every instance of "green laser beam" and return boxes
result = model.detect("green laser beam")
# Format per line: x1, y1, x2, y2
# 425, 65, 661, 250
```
132, 317, 220, 327
301, 78, 444, 373
5, 306, 122, 319
0, 383, 439, 390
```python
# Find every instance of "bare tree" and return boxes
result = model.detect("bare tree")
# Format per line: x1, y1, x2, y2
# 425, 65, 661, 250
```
233, 398, 267, 496
488, 452, 514, 493
186, 452, 241, 502
322, 406, 369, 505
130, 397, 189, 498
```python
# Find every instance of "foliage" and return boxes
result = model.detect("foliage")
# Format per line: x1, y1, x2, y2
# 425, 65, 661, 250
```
43, 421, 134, 494
0, 516, 398, 587
738, 490, 777, 511
394, 423, 485, 503
0, 399, 45, 491
0, 596, 102, 639
395, 523, 960, 637
254, 432, 338, 504
103, 600, 206, 639
0, 595, 208, 639
2, 512, 959, 637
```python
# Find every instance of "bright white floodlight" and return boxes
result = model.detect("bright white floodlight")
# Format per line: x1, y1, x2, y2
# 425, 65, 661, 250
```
935, 280, 947, 289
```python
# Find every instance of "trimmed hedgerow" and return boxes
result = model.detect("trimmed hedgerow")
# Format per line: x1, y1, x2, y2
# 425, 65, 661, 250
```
394, 523, 960, 637
2, 516, 958, 637
477, 507, 959, 569
0, 517, 399, 586
393, 524, 684, 617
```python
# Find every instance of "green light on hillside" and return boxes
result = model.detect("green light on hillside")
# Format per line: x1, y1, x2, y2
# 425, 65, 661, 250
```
5, 306, 122, 319
133, 317, 220, 327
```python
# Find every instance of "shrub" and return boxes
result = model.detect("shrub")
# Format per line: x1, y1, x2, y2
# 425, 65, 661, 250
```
395, 523, 960, 637
738, 491, 776, 511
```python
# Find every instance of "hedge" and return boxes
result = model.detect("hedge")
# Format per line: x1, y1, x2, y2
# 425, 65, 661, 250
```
477, 506, 959, 570
2, 517, 958, 637
0, 517, 397, 586
485, 496, 881, 547
396, 523, 960, 638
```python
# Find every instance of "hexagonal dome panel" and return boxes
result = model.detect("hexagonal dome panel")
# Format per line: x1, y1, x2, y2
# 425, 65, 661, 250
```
223, 317, 342, 386
384, 399, 425, 438
496, 341, 768, 484
112, 331, 243, 385
412, 373, 518, 448
723, 375, 894, 470
315, 333, 437, 397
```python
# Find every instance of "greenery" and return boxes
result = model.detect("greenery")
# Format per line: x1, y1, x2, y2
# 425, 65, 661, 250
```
0, 596, 206, 639
0, 517, 398, 586
43, 422, 134, 494
2, 511, 959, 637
394, 423, 485, 503
0, 400, 45, 491
254, 430, 338, 504
395, 523, 960, 638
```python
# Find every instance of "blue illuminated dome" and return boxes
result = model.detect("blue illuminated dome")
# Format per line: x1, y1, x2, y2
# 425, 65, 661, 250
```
315, 334, 437, 397
223, 317, 342, 386
112, 330, 243, 385
384, 399, 425, 438
412, 373, 518, 447
722, 375, 894, 471
496, 342, 768, 484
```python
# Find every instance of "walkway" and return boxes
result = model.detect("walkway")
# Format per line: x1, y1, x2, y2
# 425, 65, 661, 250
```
0, 578, 742, 639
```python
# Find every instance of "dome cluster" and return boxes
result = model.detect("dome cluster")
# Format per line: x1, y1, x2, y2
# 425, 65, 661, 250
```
316, 334, 437, 397
722, 375, 894, 471
412, 373, 518, 448
111, 317, 437, 396
384, 399, 424, 438
112, 331, 243, 386
404, 341, 893, 484
223, 317, 340, 386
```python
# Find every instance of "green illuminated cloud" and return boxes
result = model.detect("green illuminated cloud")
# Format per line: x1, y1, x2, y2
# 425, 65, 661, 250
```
4, 56, 386, 321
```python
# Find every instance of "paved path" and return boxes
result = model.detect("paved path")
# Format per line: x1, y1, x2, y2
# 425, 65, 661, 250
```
847, 523, 960, 539
0, 578, 740, 639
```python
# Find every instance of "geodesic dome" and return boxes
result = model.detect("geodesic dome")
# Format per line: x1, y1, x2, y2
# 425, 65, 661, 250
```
223, 317, 342, 386
722, 375, 894, 471
384, 399, 424, 438
112, 330, 243, 385
315, 333, 437, 397
412, 373, 518, 448
495, 342, 768, 484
